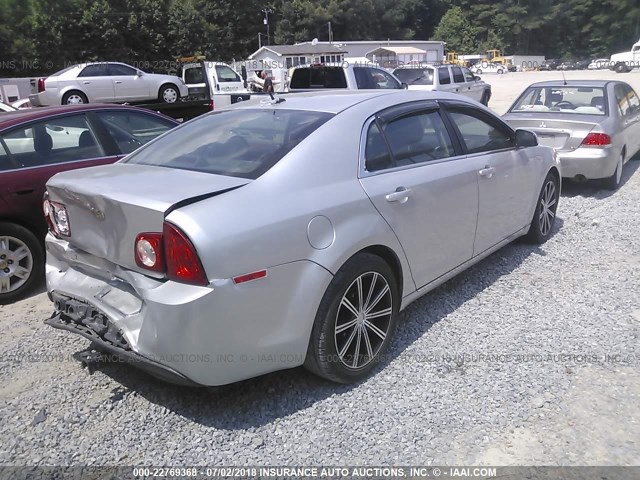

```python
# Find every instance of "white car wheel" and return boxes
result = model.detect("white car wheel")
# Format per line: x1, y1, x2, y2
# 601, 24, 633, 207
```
160, 86, 179, 104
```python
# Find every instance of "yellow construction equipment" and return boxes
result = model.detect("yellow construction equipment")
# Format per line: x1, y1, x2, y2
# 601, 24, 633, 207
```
445, 52, 468, 67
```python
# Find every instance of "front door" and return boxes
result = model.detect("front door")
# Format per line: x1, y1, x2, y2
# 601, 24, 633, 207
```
108, 64, 150, 101
358, 104, 482, 288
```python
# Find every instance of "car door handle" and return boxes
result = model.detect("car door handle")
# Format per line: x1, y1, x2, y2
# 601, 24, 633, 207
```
82, 81, 91, 84
10, 188, 35, 196
385, 187, 413, 203
114, 81, 123, 84
478, 166, 495, 178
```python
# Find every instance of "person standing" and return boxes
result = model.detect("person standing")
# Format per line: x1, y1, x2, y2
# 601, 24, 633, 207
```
261, 71, 274, 94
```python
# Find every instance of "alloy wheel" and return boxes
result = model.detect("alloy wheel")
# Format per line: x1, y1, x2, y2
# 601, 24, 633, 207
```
334, 271, 393, 369
0, 236, 33, 294
66, 94, 85, 104
538, 180, 557, 236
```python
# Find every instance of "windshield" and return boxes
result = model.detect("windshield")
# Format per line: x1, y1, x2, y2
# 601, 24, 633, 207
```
123, 109, 334, 179
393, 68, 435, 86
510, 86, 607, 115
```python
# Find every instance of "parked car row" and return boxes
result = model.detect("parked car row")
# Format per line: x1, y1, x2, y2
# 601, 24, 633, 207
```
3, 65, 639, 388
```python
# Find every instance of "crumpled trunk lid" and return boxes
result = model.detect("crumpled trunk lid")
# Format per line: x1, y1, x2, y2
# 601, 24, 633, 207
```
46, 163, 248, 276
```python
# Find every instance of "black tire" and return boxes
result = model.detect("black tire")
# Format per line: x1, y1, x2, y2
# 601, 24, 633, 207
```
475, 69, 482, 75
480, 90, 490, 106
159, 84, 180, 103
304, 253, 400, 383
603, 153, 624, 190
61, 90, 88, 105
523, 172, 559, 244
0, 222, 44, 305
614, 62, 629, 74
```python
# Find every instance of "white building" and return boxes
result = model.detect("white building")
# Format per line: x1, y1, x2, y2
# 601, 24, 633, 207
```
246, 44, 347, 71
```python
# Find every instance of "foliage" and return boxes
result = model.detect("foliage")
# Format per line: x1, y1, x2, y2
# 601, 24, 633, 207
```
0, 0, 639, 76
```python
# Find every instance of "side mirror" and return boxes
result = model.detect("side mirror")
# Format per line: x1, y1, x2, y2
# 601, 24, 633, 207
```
401, 82, 408, 90
474, 75, 481, 81
136, 70, 144, 77
515, 129, 538, 148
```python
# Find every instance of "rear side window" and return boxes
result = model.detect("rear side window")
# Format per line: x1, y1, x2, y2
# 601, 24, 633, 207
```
96, 111, 175, 154
1, 114, 104, 167
365, 123, 392, 172
438, 67, 451, 85
451, 67, 465, 83
123, 109, 334, 179
290, 67, 347, 89
78, 64, 107, 77
108, 64, 137, 76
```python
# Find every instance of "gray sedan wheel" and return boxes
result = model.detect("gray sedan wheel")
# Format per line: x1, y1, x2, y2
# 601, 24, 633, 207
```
305, 253, 399, 383
524, 172, 559, 244
160, 85, 179, 104
62, 91, 88, 105
0, 223, 43, 305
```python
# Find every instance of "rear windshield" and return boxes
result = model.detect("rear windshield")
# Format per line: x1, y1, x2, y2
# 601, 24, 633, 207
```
290, 67, 348, 89
52, 66, 76, 76
394, 68, 434, 86
510, 86, 606, 115
122, 109, 334, 179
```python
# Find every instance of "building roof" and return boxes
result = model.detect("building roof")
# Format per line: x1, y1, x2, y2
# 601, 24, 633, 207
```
304, 40, 445, 46
367, 46, 427, 56
248, 44, 347, 59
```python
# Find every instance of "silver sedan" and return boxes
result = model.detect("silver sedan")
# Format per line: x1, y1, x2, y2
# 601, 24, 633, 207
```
30, 62, 189, 106
503, 80, 640, 190
44, 91, 560, 386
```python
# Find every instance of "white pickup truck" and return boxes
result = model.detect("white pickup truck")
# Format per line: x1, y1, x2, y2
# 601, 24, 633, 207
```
610, 39, 640, 73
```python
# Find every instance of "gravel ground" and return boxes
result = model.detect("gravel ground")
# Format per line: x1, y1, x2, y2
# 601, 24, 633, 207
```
1, 71, 640, 467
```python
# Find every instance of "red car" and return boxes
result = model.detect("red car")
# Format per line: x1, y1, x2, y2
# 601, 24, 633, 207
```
0, 104, 178, 303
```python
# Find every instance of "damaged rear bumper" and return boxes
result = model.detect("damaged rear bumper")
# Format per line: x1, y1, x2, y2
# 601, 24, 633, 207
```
46, 293, 198, 386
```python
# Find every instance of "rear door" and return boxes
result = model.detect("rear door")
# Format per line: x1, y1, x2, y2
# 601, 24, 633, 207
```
443, 103, 536, 254
619, 84, 640, 157
108, 63, 150, 101
0, 113, 117, 231
76, 64, 114, 102
358, 102, 482, 288
436, 67, 458, 95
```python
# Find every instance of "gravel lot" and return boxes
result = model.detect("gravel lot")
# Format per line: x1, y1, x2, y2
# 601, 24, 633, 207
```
1, 70, 639, 467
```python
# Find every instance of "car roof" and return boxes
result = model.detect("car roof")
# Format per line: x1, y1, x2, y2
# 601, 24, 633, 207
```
0, 104, 176, 130
227, 90, 470, 114
528, 80, 614, 88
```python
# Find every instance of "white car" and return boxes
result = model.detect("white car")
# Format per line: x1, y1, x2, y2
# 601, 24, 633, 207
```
472, 62, 508, 75
30, 62, 189, 106
393, 65, 492, 106
588, 58, 611, 70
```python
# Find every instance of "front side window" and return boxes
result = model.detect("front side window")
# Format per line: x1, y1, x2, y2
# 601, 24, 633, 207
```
354, 68, 402, 89
447, 108, 514, 154
215, 65, 241, 82
123, 109, 334, 179
462, 68, 476, 82
511, 86, 607, 115
438, 67, 451, 85
1, 114, 104, 167
108, 63, 137, 76
96, 111, 175, 154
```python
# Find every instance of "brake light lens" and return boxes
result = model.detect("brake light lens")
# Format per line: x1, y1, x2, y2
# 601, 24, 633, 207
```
43, 197, 70, 237
134, 223, 208, 286
37, 78, 46, 93
209, 99, 214, 111
164, 223, 208, 285
581, 132, 611, 147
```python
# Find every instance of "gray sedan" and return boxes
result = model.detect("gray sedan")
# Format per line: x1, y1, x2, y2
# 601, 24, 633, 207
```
503, 80, 640, 190
44, 91, 560, 386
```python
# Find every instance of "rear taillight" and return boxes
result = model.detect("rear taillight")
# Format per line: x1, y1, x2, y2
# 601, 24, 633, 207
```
209, 100, 214, 111
134, 223, 208, 286
581, 132, 611, 147
37, 78, 46, 93
43, 196, 70, 237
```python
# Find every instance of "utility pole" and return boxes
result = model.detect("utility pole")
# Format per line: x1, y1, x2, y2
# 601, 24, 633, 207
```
262, 7, 273, 46
328, 21, 333, 43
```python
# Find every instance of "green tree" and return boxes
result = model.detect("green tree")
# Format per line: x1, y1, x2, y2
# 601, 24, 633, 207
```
432, 6, 476, 53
